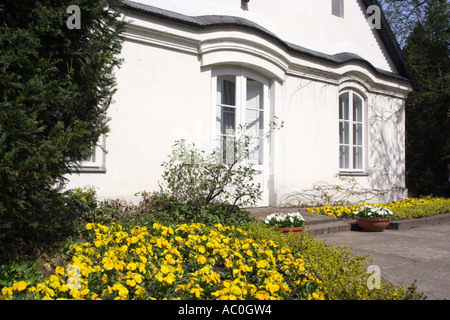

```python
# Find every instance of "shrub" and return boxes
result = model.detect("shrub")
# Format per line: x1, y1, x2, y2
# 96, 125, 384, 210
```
109, 191, 257, 229
0, 222, 325, 300
0, 186, 98, 261
160, 120, 283, 209
0, 260, 43, 289
0, 0, 125, 257
161, 138, 262, 209
64, 186, 98, 220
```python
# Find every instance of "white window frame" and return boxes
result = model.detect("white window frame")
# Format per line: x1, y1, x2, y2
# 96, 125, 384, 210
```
332, 0, 344, 18
211, 68, 270, 171
78, 135, 106, 172
339, 89, 366, 174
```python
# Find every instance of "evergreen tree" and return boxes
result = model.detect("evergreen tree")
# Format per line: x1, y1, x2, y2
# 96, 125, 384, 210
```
401, 0, 449, 195
0, 0, 125, 254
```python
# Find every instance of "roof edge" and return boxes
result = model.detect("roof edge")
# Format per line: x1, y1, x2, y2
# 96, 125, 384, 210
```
359, 0, 419, 90
122, 0, 416, 89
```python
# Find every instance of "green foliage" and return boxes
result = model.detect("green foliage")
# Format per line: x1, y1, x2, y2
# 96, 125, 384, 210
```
0, 260, 43, 288
64, 186, 98, 217
246, 224, 424, 300
161, 119, 283, 209
389, 197, 450, 220
308, 197, 450, 220
98, 191, 257, 230
380, 0, 449, 196
0, 193, 432, 300
161, 137, 263, 209
401, 0, 450, 196
0, 0, 125, 252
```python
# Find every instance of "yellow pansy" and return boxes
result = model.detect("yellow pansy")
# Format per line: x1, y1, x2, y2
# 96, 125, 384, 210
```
126, 279, 136, 287
135, 286, 146, 299
12, 281, 28, 292
101, 257, 114, 271
256, 260, 269, 269
1, 286, 13, 296
126, 262, 137, 271
197, 255, 207, 265
255, 290, 270, 300
55, 266, 65, 276
190, 286, 204, 298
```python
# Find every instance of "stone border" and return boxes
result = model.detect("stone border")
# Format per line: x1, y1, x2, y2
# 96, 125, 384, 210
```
249, 208, 450, 235
387, 212, 450, 230
306, 213, 450, 236
305, 221, 354, 236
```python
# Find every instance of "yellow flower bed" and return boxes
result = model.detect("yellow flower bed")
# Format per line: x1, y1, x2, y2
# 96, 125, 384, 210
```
1, 222, 325, 300
307, 197, 450, 220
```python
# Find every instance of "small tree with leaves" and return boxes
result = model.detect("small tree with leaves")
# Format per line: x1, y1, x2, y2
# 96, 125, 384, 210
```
162, 119, 283, 210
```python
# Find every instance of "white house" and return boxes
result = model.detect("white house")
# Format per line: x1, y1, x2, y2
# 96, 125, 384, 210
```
66, 0, 417, 207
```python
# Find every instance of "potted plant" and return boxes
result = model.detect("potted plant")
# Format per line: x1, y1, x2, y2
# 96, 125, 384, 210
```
264, 212, 306, 234
354, 205, 393, 232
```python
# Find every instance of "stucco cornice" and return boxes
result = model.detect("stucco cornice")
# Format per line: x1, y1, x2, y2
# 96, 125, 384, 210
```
122, 0, 415, 88
121, 1, 413, 96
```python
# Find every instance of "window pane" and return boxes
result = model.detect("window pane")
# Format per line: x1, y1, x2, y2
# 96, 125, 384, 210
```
216, 105, 236, 136
332, 0, 344, 17
339, 92, 349, 120
353, 146, 363, 169
340, 145, 349, 169
246, 109, 264, 137
246, 78, 264, 165
222, 106, 235, 135
353, 94, 362, 122
217, 76, 236, 106
246, 79, 263, 110
353, 123, 363, 146
248, 137, 263, 165
216, 135, 236, 164
339, 121, 349, 144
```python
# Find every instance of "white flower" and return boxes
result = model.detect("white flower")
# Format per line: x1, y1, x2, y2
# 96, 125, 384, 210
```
264, 212, 305, 227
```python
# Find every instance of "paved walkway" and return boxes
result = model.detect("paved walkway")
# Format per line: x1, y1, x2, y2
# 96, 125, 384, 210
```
249, 208, 450, 300
314, 222, 450, 300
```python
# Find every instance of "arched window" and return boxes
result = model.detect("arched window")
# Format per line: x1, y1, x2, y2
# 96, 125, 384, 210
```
212, 69, 268, 167
339, 89, 365, 172
211, 68, 271, 207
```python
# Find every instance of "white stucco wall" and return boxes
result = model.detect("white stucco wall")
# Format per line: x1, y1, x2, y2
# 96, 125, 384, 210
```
274, 77, 407, 207
65, 1, 412, 206
134, 0, 397, 73
66, 39, 212, 201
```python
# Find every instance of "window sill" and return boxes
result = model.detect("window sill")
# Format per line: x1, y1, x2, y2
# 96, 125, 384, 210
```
69, 166, 107, 174
339, 171, 368, 177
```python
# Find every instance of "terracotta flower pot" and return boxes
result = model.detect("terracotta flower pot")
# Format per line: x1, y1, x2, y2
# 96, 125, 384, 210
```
275, 226, 304, 235
356, 218, 391, 232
